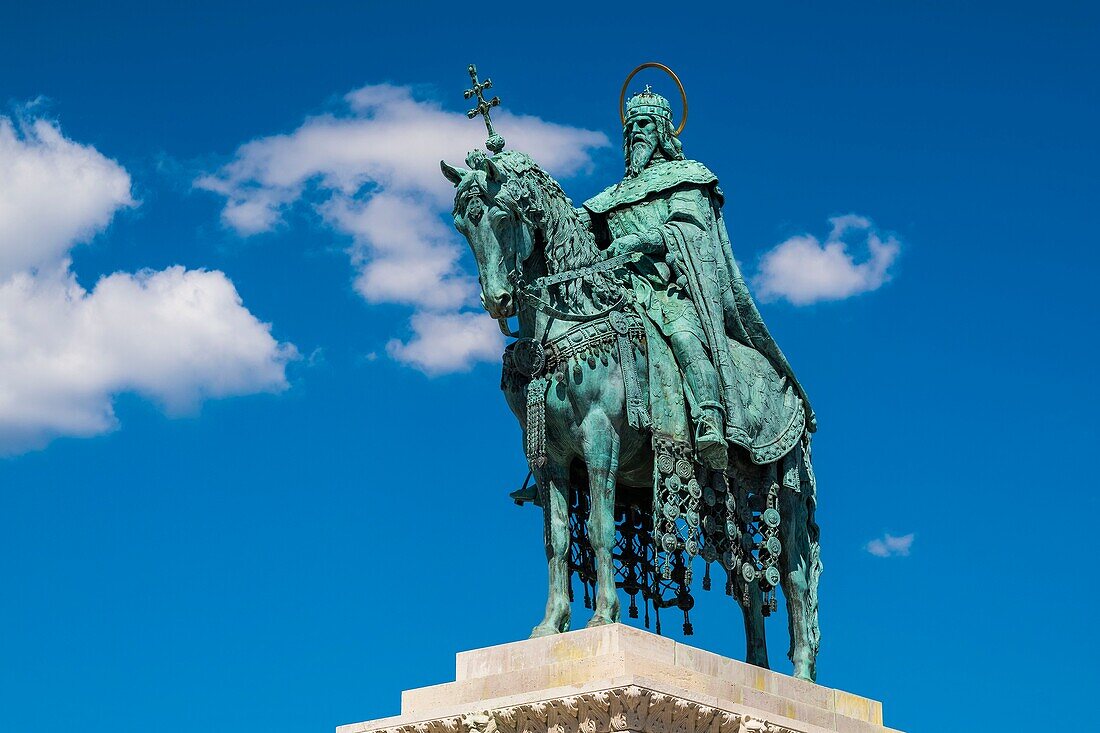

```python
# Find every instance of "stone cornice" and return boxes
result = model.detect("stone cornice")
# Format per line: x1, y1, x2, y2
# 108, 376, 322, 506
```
373, 686, 802, 733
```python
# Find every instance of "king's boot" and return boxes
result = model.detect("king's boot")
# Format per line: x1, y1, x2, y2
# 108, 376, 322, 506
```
695, 401, 728, 471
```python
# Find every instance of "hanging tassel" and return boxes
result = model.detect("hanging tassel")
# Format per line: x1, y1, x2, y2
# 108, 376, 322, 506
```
629, 594, 638, 619
703, 562, 712, 591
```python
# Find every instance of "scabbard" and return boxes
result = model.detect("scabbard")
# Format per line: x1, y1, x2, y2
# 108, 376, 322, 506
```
617, 332, 649, 430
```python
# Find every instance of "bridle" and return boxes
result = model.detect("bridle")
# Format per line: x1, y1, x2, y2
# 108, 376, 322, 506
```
486, 179, 641, 336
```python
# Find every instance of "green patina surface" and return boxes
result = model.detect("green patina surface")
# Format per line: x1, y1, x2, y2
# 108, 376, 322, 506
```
443, 67, 822, 682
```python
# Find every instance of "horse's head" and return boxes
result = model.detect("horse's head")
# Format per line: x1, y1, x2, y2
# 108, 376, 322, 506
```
442, 152, 538, 320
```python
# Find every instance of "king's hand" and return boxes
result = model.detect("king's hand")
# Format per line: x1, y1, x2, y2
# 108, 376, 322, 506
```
609, 234, 642, 257
610, 227, 666, 258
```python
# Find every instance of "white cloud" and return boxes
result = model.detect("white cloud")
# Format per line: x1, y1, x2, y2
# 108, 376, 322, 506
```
753, 214, 900, 305
866, 532, 914, 558
321, 192, 473, 311
386, 311, 503, 376
198, 83, 610, 374
0, 117, 134, 279
0, 114, 294, 455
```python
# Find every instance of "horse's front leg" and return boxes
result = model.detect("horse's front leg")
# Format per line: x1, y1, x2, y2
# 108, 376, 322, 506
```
530, 463, 571, 638
583, 418, 621, 627
737, 571, 770, 669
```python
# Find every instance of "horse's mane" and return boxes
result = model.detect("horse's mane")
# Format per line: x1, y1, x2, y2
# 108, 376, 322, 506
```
489, 152, 613, 309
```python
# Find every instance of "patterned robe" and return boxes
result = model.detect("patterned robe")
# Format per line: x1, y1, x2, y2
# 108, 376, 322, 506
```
584, 160, 815, 465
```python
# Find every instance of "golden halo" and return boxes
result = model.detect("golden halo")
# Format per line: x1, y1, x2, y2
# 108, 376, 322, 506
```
619, 62, 688, 136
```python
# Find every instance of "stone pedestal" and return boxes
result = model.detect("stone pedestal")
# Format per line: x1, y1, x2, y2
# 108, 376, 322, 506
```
338, 624, 902, 733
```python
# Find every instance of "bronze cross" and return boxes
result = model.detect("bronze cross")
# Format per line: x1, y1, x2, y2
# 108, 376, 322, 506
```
464, 64, 506, 153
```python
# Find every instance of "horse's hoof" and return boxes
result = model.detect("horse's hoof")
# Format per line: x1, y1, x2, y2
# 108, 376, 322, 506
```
530, 624, 560, 638
585, 614, 615, 629
791, 664, 816, 682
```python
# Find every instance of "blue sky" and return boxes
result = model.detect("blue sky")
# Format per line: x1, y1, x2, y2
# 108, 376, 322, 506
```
1, 2, 1097, 732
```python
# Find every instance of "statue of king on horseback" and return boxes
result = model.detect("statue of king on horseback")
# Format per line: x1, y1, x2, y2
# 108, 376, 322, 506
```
443, 63, 823, 681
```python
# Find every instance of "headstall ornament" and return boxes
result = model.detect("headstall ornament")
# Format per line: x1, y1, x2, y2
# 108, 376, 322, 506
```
464, 63, 506, 153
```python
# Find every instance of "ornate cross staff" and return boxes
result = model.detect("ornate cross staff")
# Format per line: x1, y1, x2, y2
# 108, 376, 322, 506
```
464, 64, 506, 153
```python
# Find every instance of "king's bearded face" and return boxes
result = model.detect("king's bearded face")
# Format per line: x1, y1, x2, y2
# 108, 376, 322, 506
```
626, 115, 659, 176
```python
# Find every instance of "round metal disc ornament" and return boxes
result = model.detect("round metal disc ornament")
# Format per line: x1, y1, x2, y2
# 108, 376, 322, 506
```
764, 566, 781, 587
687, 478, 702, 498
619, 62, 688, 136
663, 501, 680, 520
741, 562, 757, 583
766, 536, 782, 555
512, 338, 546, 377
662, 533, 679, 552
762, 507, 781, 528
656, 453, 675, 475
608, 309, 632, 335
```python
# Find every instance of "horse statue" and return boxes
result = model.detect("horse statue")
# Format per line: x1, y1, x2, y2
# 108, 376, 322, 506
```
442, 149, 822, 681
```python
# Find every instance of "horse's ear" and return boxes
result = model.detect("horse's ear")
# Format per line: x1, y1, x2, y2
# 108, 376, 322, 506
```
440, 160, 467, 187
483, 156, 505, 183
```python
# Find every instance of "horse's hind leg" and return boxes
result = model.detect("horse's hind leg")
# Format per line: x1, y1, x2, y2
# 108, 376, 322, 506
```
778, 487, 822, 681
531, 464, 571, 638
583, 424, 622, 627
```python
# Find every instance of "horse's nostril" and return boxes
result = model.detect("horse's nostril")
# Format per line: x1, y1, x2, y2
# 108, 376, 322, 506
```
499, 293, 512, 310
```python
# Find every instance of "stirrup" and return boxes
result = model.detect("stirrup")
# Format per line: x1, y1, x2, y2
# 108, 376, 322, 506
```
510, 471, 541, 506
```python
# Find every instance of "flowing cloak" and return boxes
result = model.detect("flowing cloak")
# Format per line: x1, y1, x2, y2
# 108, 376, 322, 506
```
584, 159, 816, 465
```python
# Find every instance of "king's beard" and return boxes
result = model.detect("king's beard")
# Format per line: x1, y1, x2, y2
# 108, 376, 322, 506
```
627, 138, 658, 177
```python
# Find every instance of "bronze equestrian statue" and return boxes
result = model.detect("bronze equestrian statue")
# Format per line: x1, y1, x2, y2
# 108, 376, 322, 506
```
444, 63, 822, 681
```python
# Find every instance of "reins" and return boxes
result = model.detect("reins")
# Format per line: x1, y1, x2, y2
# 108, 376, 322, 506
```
507, 251, 640, 325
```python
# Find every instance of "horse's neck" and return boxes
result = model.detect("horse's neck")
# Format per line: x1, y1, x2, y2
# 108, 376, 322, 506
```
514, 180, 606, 342
541, 202, 600, 275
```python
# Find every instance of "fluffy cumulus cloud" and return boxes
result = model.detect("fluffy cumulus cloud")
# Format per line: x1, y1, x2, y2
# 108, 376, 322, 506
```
0, 117, 135, 275
865, 532, 915, 558
753, 214, 901, 305
385, 311, 504, 376
197, 84, 609, 374
0, 114, 294, 454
